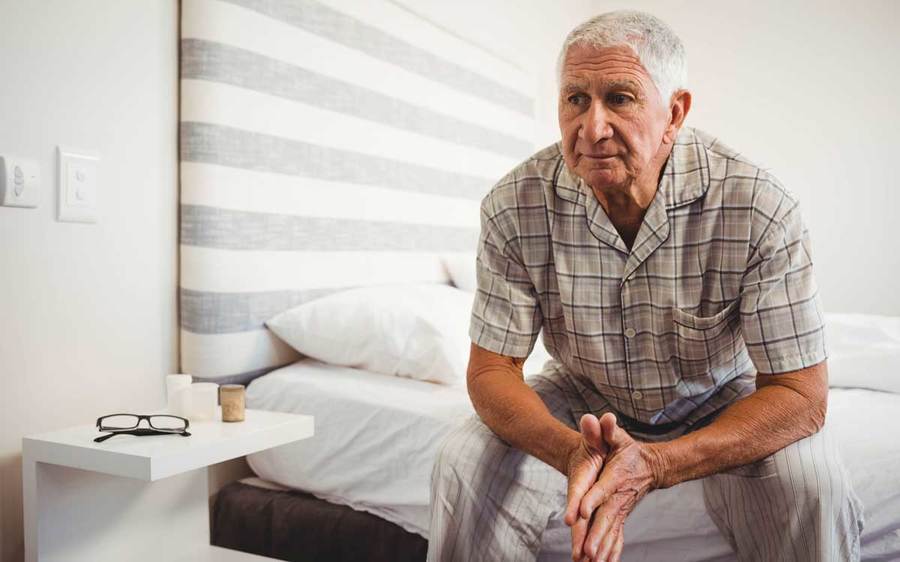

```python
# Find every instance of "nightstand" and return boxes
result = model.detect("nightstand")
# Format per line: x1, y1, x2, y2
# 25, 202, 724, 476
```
22, 408, 314, 562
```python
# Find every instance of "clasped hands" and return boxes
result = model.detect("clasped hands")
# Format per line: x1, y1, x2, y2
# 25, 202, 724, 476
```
564, 412, 662, 562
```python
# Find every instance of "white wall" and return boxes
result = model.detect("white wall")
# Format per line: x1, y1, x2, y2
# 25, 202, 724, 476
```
406, 0, 900, 316
0, 2, 179, 561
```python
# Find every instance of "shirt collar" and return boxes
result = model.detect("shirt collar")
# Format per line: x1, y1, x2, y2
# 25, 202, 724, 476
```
554, 127, 711, 209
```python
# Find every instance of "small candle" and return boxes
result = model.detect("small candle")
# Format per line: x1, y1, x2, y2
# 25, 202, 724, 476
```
220, 384, 245, 422
190, 382, 219, 421
166, 374, 192, 417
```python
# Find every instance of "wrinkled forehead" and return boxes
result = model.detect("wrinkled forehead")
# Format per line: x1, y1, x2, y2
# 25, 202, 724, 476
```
560, 43, 654, 91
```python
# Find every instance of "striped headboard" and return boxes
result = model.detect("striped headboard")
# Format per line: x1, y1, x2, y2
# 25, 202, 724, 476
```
179, 0, 538, 383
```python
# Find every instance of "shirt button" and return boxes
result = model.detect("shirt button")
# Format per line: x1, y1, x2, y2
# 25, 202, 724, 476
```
632, 390, 643, 400
624, 327, 636, 338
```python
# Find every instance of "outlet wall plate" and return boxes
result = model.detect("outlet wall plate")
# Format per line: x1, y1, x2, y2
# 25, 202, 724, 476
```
57, 146, 100, 223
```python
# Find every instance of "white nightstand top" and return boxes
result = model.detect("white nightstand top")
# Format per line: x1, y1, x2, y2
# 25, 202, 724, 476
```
22, 408, 314, 481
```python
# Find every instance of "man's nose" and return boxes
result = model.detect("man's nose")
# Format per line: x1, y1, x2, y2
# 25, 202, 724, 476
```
579, 103, 613, 144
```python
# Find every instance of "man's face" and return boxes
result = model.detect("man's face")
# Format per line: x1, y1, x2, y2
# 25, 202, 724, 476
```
558, 43, 672, 193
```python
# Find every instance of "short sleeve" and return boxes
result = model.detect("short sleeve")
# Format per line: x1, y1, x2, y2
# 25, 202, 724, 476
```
740, 204, 828, 374
468, 199, 542, 358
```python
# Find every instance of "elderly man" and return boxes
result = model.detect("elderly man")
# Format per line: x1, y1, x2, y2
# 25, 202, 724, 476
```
427, 10, 864, 562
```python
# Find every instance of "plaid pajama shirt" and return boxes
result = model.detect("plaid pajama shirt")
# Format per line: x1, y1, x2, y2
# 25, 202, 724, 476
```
469, 126, 828, 426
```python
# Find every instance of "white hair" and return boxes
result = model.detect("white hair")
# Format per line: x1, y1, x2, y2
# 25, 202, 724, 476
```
557, 10, 688, 104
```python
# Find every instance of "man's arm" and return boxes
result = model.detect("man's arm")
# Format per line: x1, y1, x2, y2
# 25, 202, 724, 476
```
639, 195, 830, 485
466, 342, 580, 474
644, 360, 828, 488
467, 342, 613, 560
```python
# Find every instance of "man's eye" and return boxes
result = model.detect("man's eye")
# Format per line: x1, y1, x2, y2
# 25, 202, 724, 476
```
567, 93, 589, 106
608, 93, 633, 106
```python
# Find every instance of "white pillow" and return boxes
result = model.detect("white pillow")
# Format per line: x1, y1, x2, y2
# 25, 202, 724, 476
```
266, 284, 474, 385
441, 253, 477, 293
825, 313, 900, 394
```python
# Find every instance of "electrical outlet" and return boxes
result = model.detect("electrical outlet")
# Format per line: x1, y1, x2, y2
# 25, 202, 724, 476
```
57, 146, 100, 223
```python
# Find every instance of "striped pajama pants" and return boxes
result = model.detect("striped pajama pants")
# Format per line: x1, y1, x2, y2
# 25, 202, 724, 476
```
427, 367, 864, 562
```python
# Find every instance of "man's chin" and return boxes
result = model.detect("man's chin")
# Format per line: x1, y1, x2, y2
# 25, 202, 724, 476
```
579, 169, 624, 190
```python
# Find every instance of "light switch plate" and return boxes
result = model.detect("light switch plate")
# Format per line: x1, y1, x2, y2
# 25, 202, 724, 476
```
57, 146, 100, 223
0, 154, 40, 208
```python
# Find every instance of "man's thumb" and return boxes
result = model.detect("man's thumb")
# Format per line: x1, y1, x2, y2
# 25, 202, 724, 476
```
599, 412, 629, 448
579, 413, 603, 449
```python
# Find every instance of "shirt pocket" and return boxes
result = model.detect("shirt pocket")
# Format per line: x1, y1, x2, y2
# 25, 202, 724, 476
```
672, 299, 741, 379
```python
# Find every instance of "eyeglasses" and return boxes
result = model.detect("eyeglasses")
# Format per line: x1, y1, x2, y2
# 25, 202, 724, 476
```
94, 414, 191, 443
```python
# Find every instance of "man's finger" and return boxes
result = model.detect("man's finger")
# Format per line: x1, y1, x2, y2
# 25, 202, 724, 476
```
581, 497, 624, 560
599, 412, 632, 450
565, 439, 605, 526
565, 414, 610, 526
579, 459, 622, 519
580, 414, 603, 448
565, 457, 600, 525
594, 516, 625, 562
570, 513, 590, 562
609, 528, 625, 562
582, 496, 618, 560
579, 479, 610, 520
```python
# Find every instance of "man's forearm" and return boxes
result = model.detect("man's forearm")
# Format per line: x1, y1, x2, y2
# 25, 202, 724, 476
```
467, 345, 580, 474
645, 361, 828, 489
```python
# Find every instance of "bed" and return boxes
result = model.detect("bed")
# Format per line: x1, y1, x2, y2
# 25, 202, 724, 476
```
210, 348, 900, 562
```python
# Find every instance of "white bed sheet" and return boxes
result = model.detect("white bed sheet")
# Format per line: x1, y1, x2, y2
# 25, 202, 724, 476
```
246, 359, 472, 536
246, 359, 900, 561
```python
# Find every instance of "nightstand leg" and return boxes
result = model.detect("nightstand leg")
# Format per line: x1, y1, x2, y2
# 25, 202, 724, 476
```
23, 458, 208, 562
22, 452, 37, 562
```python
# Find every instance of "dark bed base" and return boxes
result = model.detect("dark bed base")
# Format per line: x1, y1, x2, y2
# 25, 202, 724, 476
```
211, 481, 428, 562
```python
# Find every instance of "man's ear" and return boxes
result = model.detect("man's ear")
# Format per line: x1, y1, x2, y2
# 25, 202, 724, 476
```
663, 89, 692, 144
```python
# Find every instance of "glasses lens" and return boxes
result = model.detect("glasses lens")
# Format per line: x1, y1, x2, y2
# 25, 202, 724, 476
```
100, 415, 140, 430
148, 415, 187, 431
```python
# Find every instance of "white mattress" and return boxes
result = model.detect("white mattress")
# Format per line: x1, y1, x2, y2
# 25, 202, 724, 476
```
246, 359, 900, 561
